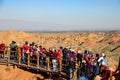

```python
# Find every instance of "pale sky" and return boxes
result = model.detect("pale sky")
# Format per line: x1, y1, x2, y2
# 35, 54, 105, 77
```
0, 0, 120, 31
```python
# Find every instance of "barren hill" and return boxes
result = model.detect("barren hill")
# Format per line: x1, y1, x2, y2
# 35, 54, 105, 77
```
0, 31, 119, 61
0, 31, 120, 60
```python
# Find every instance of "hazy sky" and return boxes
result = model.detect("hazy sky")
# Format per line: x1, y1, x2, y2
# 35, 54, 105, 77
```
0, 0, 120, 31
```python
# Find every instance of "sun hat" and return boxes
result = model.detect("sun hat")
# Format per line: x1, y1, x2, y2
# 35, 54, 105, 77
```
102, 53, 106, 57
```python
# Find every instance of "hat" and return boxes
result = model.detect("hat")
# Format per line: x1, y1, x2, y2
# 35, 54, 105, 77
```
102, 53, 106, 57
52, 48, 55, 51
16, 44, 20, 46
70, 49, 76, 53
77, 50, 82, 54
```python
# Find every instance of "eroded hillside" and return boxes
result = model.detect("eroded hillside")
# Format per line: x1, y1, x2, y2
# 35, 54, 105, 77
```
0, 30, 120, 61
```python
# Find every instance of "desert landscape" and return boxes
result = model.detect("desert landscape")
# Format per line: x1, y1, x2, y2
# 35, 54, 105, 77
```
0, 30, 120, 80
0, 30, 120, 61
0, 0, 120, 80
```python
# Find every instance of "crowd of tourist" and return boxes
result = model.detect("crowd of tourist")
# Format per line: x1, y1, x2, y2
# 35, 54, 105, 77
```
0, 41, 119, 80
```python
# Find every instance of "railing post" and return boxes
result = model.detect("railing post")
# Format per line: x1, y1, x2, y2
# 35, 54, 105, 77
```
37, 54, 40, 68
108, 70, 112, 80
74, 58, 78, 80
18, 51, 21, 64
27, 53, 30, 66
7, 49, 10, 66
59, 57, 62, 72
3, 49, 5, 58
47, 57, 50, 71
74, 64, 78, 80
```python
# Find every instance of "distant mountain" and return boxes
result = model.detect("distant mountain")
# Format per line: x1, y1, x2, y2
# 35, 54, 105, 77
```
0, 19, 65, 31
0, 19, 120, 31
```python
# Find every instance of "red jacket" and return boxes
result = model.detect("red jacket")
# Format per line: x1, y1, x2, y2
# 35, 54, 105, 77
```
57, 50, 63, 63
57, 50, 63, 58
101, 69, 119, 80
22, 45, 30, 53
0, 43, 5, 51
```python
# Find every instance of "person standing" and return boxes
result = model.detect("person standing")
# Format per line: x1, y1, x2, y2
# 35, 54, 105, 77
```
76, 50, 83, 66
90, 61, 100, 80
69, 58, 75, 80
22, 41, 30, 64
0, 41, 6, 58
10, 41, 16, 60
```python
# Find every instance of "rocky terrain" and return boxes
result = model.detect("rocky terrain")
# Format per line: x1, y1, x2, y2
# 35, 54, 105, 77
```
0, 30, 120, 61
0, 30, 120, 80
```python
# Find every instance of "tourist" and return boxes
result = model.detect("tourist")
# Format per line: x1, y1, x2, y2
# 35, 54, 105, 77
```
10, 41, 16, 60
98, 53, 109, 67
95, 53, 100, 61
90, 61, 100, 80
0, 41, 5, 58
22, 41, 30, 64
57, 49, 63, 63
42, 48, 47, 67
16, 44, 22, 61
101, 68, 119, 80
76, 49, 83, 66
98, 53, 109, 75
78, 59, 89, 80
69, 58, 75, 80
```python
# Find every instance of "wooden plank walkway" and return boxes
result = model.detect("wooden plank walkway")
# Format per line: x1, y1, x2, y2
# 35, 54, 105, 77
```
0, 58, 69, 79
0, 48, 120, 80
0, 49, 70, 79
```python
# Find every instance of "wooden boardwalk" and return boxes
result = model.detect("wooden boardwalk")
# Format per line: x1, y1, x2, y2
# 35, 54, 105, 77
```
1, 48, 119, 80
0, 49, 70, 79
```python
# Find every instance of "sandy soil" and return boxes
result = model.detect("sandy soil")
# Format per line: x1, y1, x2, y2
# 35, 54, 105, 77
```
0, 65, 44, 80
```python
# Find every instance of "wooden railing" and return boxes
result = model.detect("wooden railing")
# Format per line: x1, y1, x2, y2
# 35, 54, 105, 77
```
0, 47, 118, 80
0, 48, 75, 79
